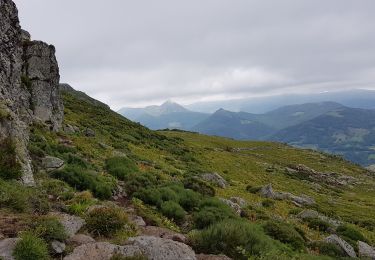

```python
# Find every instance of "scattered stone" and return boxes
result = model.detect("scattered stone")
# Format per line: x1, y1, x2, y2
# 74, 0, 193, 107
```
63, 124, 76, 134
141, 226, 187, 244
196, 254, 232, 260
0, 238, 19, 260
286, 164, 357, 187
358, 241, 375, 259
297, 210, 342, 228
229, 197, 247, 208
68, 234, 95, 247
63, 242, 141, 260
42, 156, 64, 170
260, 184, 315, 206
130, 216, 146, 227
85, 128, 95, 137
51, 240, 66, 254
219, 198, 242, 215
50, 212, 85, 237
201, 173, 228, 188
325, 234, 356, 258
128, 236, 196, 260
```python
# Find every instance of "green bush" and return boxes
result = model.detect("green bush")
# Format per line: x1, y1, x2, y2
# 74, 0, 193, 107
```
32, 216, 68, 242
178, 189, 201, 211
0, 180, 29, 212
133, 188, 163, 207
52, 165, 116, 199
190, 219, 285, 260
13, 233, 49, 260
86, 206, 128, 237
105, 156, 139, 180
193, 198, 236, 229
306, 218, 331, 232
263, 221, 306, 251
40, 179, 74, 200
309, 241, 346, 258
159, 187, 179, 202
0, 138, 22, 180
160, 201, 186, 222
123, 172, 158, 196
183, 177, 215, 197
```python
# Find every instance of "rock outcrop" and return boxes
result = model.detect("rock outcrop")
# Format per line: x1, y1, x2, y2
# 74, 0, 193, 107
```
201, 172, 228, 188
260, 184, 315, 206
325, 234, 356, 258
0, 0, 64, 185
50, 212, 85, 238
0, 238, 19, 260
358, 241, 375, 259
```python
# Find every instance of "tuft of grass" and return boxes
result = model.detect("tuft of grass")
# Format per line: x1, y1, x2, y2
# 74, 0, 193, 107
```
31, 216, 68, 242
263, 221, 306, 251
0, 137, 22, 180
13, 232, 49, 260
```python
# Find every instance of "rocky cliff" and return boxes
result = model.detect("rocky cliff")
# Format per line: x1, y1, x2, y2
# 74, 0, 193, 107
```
0, 0, 63, 185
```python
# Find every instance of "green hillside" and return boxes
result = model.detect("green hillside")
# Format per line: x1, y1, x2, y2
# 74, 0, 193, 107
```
2, 88, 375, 259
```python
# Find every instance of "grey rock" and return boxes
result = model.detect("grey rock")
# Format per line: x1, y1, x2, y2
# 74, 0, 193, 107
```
201, 172, 228, 188
130, 215, 146, 227
128, 236, 196, 260
0, 0, 63, 185
51, 240, 66, 254
42, 156, 64, 170
260, 184, 315, 206
63, 242, 142, 260
229, 197, 247, 208
50, 212, 85, 237
358, 241, 375, 259
325, 234, 356, 258
141, 226, 187, 244
219, 198, 242, 215
0, 238, 19, 260
68, 234, 95, 247
85, 128, 95, 137
297, 210, 342, 228
63, 124, 76, 134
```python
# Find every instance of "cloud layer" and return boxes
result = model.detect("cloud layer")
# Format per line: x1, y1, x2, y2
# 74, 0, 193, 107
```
14, 0, 375, 109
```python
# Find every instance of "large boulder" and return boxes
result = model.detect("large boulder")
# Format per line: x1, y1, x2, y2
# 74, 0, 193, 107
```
297, 210, 342, 228
201, 173, 228, 188
128, 236, 196, 260
0, 238, 19, 260
358, 241, 375, 259
260, 184, 315, 206
0, 0, 63, 185
325, 235, 356, 258
42, 156, 64, 170
63, 242, 142, 260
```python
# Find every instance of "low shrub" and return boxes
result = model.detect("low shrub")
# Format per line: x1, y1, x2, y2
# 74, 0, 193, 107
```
105, 156, 139, 180
133, 188, 162, 207
32, 216, 68, 242
123, 172, 158, 196
190, 219, 285, 260
0, 180, 29, 212
306, 218, 331, 232
86, 206, 128, 237
263, 221, 306, 251
193, 198, 236, 229
52, 165, 116, 199
246, 185, 262, 194
0, 137, 22, 180
183, 177, 215, 197
309, 241, 346, 258
160, 201, 186, 222
178, 189, 201, 211
336, 224, 367, 251
13, 233, 49, 260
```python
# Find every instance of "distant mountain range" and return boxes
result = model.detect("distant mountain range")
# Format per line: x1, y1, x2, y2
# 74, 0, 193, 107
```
118, 92, 375, 166
118, 101, 209, 130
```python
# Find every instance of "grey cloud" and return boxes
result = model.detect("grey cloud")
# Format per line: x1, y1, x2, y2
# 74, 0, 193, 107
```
14, 0, 375, 109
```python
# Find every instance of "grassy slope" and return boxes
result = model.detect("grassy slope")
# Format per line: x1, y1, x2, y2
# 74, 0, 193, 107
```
62, 89, 375, 245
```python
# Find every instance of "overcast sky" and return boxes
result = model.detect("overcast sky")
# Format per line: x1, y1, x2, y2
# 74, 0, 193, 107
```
14, 0, 375, 110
